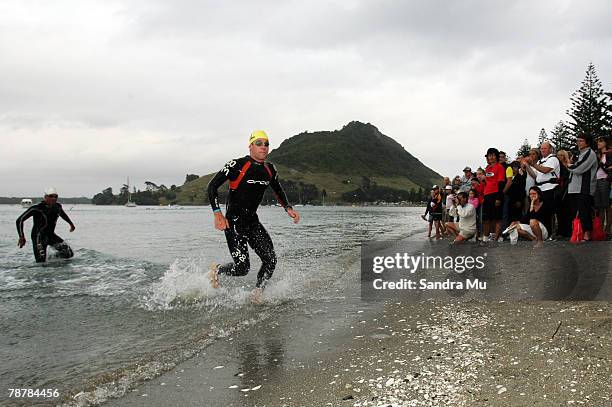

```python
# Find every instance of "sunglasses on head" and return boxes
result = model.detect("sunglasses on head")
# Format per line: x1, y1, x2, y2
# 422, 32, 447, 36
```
254, 140, 269, 147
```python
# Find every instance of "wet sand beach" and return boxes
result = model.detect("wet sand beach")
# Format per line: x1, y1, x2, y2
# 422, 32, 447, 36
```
99, 235, 611, 407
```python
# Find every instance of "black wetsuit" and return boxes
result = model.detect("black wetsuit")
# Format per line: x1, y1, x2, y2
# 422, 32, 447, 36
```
207, 156, 291, 288
16, 202, 75, 263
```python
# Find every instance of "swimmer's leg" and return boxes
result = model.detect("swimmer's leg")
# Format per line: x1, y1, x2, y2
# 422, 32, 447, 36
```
248, 222, 276, 289
31, 231, 47, 263
50, 234, 73, 259
218, 224, 251, 277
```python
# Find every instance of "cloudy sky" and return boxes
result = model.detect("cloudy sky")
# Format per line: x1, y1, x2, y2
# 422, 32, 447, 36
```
2, 0, 611, 197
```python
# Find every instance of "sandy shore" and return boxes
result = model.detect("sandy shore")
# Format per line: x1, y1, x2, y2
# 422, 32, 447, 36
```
250, 301, 611, 407
92, 236, 611, 407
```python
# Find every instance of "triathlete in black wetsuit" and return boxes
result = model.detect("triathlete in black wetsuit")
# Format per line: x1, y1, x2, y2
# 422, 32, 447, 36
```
206, 130, 300, 301
16, 187, 76, 263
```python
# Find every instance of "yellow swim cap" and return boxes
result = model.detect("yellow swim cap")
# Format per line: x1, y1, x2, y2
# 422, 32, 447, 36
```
249, 130, 269, 145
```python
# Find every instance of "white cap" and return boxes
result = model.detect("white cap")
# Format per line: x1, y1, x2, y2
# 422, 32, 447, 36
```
44, 187, 58, 196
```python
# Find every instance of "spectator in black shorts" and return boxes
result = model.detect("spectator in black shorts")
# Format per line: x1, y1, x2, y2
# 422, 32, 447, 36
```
422, 185, 443, 239
505, 160, 526, 223
482, 148, 506, 242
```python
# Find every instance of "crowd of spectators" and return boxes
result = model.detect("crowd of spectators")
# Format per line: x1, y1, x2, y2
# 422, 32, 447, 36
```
422, 134, 611, 246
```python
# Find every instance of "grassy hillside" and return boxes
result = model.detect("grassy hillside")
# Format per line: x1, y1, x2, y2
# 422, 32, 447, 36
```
175, 121, 441, 205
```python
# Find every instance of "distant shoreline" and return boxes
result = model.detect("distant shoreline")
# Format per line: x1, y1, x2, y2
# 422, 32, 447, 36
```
0, 197, 91, 205
2, 202, 428, 207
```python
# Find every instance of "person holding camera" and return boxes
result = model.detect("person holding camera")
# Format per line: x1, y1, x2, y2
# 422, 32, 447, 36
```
445, 192, 477, 243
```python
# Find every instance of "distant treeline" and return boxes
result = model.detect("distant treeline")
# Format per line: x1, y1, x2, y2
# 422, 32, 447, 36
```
92, 183, 181, 205
0, 197, 91, 205
92, 175, 429, 206
261, 176, 426, 205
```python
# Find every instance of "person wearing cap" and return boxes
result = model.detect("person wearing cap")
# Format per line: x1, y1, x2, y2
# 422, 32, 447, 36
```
206, 130, 300, 302
459, 167, 473, 193
16, 187, 75, 263
482, 148, 506, 242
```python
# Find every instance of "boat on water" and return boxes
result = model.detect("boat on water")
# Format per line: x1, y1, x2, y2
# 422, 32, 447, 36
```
125, 177, 137, 207
21, 199, 33, 208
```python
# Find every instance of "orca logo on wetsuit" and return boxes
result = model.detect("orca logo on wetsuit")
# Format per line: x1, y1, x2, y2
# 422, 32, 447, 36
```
246, 179, 270, 185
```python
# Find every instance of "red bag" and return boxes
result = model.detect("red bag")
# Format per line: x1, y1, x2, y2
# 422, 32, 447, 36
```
592, 215, 606, 241
570, 213, 583, 244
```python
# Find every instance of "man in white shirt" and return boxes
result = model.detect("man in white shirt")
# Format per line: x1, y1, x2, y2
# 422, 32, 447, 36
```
445, 192, 477, 243
524, 141, 560, 234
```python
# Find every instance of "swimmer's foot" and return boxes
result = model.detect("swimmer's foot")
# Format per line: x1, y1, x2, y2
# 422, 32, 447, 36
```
250, 287, 263, 304
208, 263, 220, 289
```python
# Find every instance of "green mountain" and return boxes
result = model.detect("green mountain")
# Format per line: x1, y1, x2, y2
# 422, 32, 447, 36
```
174, 121, 442, 205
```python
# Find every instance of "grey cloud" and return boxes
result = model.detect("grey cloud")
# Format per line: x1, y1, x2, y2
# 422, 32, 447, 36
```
1, 0, 611, 196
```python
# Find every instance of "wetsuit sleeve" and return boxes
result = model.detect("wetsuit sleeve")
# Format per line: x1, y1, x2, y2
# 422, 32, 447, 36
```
58, 205, 74, 226
268, 163, 291, 210
207, 172, 228, 212
206, 158, 243, 212
16, 206, 36, 239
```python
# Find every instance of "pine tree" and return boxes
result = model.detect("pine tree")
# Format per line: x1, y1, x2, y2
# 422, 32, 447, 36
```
606, 92, 612, 137
537, 128, 549, 147
516, 139, 531, 158
550, 121, 576, 152
567, 63, 611, 142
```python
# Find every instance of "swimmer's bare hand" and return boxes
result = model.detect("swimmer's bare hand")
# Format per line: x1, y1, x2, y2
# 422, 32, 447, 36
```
69, 224, 75, 232
214, 212, 229, 231
287, 208, 300, 224
18, 237, 26, 248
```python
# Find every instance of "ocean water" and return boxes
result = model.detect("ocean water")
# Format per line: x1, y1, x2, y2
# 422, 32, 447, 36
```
0, 204, 424, 405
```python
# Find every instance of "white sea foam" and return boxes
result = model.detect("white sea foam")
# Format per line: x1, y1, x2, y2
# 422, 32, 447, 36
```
140, 249, 327, 310
141, 256, 286, 310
